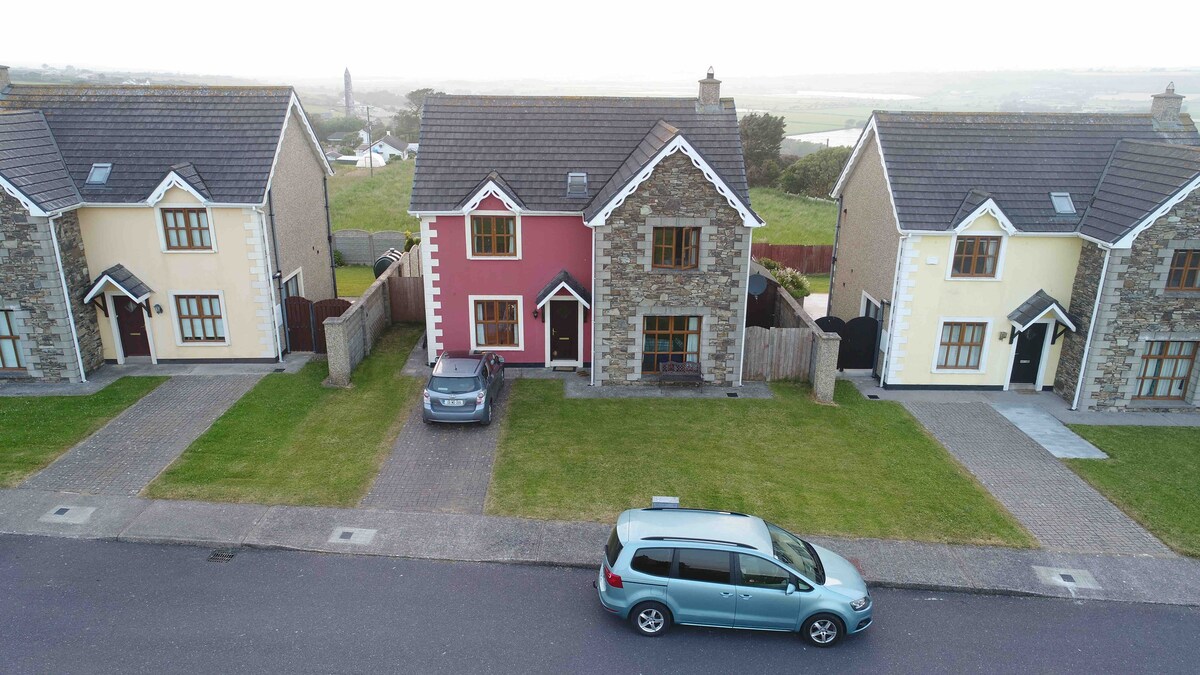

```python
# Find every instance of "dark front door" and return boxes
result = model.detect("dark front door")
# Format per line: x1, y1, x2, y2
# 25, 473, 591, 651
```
1010, 323, 1047, 385
549, 300, 578, 362
115, 297, 151, 357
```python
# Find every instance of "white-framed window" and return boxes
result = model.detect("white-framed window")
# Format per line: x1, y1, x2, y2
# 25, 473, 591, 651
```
932, 318, 991, 373
0, 309, 23, 370
169, 291, 229, 346
464, 211, 522, 260
281, 269, 303, 300
860, 291, 882, 321
1050, 192, 1076, 215
468, 295, 523, 351
157, 205, 217, 253
946, 232, 1006, 281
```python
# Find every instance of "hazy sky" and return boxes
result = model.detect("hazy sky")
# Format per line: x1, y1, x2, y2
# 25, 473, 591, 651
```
5, 0, 1196, 84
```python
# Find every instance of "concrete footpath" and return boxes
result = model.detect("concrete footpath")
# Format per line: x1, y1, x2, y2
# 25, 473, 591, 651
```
2, 488, 1198, 607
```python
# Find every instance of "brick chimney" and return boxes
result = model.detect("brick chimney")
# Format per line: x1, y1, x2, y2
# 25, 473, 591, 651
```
1151, 82, 1184, 129
698, 67, 721, 113
0, 65, 10, 88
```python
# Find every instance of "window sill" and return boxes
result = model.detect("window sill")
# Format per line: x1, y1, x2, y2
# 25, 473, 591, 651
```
1126, 399, 1196, 410
0, 369, 30, 378
1161, 290, 1200, 299
163, 249, 217, 254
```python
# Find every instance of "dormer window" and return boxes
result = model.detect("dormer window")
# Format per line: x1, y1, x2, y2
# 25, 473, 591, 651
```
566, 172, 588, 196
86, 163, 112, 185
1050, 192, 1076, 214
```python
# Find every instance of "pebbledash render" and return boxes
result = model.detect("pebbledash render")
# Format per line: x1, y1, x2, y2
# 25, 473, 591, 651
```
409, 70, 763, 386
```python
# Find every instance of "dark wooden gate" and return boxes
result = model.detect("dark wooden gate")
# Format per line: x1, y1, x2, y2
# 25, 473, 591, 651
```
313, 298, 352, 353
840, 316, 879, 370
284, 296, 314, 352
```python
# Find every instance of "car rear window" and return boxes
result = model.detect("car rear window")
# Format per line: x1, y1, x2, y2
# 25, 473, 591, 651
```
428, 375, 481, 394
630, 548, 673, 577
605, 527, 623, 567
676, 549, 731, 584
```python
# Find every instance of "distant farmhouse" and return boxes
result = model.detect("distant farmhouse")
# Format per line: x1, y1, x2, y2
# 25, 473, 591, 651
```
0, 66, 336, 383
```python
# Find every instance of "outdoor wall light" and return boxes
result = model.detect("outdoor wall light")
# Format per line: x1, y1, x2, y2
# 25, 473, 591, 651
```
153, 304, 163, 315
531, 308, 539, 319
998, 331, 1007, 342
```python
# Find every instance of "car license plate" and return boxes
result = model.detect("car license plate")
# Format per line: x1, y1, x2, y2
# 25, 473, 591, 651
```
443, 399, 464, 406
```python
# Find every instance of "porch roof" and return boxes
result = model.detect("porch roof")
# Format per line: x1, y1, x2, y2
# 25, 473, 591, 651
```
535, 269, 590, 309
82, 264, 153, 304
1007, 289, 1078, 333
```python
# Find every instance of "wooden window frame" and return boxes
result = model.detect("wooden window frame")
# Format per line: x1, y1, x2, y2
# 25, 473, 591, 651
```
1134, 341, 1197, 401
652, 227, 701, 270
936, 321, 988, 371
1166, 250, 1200, 291
469, 215, 518, 258
471, 297, 521, 349
0, 309, 22, 371
641, 315, 702, 374
161, 207, 214, 252
951, 235, 1002, 278
174, 294, 227, 344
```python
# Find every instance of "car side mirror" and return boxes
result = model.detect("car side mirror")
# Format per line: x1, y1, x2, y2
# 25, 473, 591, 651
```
785, 583, 796, 596
497, 355, 505, 364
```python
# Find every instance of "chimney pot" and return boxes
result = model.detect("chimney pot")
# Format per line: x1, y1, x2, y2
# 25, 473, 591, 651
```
0, 65, 9, 88
1151, 82, 1184, 129
698, 67, 722, 113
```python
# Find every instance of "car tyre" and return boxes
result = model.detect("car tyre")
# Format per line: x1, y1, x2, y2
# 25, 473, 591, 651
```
479, 399, 494, 426
801, 613, 844, 648
629, 602, 671, 637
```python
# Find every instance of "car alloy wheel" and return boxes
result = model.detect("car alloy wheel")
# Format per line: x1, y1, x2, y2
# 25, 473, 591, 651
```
803, 613, 842, 647
630, 602, 670, 637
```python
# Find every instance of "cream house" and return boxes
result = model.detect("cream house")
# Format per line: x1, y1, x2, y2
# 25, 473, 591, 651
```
0, 68, 336, 382
830, 86, 1200, 411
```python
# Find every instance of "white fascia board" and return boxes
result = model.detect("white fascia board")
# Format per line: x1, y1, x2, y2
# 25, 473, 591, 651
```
1012, 303, 1077, 333
261, 94, 334, 205
1111, 172, 1200, 250
830, 116, 876, 198
459, 180, 524, 214
0, 174, 49, 217
145, 172, 209, 206
584, 135, 764, 229
952, 198, 1017, 235
536, 281, 590, 309
82, 274, 149, 305
410, 209, 581, 217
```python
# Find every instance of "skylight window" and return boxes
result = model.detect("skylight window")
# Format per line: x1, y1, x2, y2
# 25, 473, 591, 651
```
1050, 192, 1076, 215
86, 163, 112, 185
566, 172, 588, 196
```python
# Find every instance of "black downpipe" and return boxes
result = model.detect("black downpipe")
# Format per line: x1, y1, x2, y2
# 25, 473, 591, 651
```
267, 189, 290, 355
323, 174, 338, 298
827, 196, 843, 318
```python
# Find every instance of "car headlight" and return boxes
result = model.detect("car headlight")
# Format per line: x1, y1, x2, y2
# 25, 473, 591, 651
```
850, 596, 871, 611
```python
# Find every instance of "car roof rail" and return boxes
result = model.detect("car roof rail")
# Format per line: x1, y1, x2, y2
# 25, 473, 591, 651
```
640, 536, 756, 550
640, 507, 751, 517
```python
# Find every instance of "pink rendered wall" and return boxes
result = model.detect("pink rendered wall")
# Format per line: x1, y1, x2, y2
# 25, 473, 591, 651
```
430, 196, 593, 365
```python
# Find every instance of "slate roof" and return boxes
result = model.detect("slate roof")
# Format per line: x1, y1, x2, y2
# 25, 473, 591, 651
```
1007, 289, 1078, 331
0, 109, 81, 212
535, 269, 590, 308
869, 111, 1200, 233
455, 171, 525, 211
585, 120, 679, 221
0, 85, 298, 204
1079, 140, 1200, 243
85, 264, 153, 302
411, 95, 750, 213
373, 134, 407, 151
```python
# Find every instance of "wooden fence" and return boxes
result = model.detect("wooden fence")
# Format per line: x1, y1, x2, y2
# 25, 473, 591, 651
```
743, 326, 811, 381
388, 276, 425, 322
750, 244, 834, 275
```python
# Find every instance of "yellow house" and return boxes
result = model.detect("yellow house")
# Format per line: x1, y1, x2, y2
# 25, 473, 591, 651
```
829, 87, 1200, 411
0, 73, 336, 382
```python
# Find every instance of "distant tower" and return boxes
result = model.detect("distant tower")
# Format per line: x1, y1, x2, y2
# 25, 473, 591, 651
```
344, 68, 354, 117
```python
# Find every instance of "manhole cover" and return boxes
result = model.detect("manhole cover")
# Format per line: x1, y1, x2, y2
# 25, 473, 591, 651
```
207, 548, 239, 563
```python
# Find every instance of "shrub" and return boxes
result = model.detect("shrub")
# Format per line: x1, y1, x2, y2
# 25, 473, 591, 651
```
757, 257, 782, 272
333, 249, 346, 267
773, 266, 811, 300
403, 232, 421, 252
778, 146, 853, 198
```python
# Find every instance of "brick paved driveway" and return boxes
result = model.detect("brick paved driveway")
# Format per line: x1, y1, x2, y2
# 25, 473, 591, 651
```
905, 402, 1173, 556
360, 386, 506, 514
20, 376, 260, 497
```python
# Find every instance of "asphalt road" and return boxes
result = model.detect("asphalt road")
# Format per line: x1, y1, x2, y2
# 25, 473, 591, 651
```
2, 535, 1198, 674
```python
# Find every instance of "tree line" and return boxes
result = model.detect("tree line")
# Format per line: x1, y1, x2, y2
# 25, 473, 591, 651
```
739, 113, 853, 199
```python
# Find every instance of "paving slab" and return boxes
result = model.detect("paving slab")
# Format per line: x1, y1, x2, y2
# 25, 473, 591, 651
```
0, 489, 149, 540
119, 500, 268, 547
991, 403, 1108, 458
20, 375, 261, 496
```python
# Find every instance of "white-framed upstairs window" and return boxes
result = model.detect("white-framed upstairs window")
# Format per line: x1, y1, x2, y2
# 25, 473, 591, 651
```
465, 212, 522, 260
158, 206, 217, 253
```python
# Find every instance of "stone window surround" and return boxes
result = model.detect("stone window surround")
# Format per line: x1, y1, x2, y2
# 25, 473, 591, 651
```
642, 217, 716, 274
626, 304, 718, 383
1125, 331, 1200, 408
0, 302, 32, 378
1157, 240, 1200, 298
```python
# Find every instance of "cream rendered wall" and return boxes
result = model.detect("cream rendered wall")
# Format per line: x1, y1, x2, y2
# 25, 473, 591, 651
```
79, 187, 277, 361
891, 213, 1081, 387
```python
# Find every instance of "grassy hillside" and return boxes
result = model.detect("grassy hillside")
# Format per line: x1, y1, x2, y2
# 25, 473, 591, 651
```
327, 160, 419, 233
749, 188, 837, 245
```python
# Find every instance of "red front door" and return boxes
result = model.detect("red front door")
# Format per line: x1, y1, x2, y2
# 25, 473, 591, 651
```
115, 297, 151, 357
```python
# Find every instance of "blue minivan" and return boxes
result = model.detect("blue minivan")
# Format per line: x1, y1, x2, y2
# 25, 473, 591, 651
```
596, 508, 872, 646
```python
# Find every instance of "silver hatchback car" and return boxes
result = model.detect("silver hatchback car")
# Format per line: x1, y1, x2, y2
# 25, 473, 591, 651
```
422, 351, 504, 425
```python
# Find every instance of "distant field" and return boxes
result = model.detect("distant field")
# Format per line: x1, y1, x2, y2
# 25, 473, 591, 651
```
738, 97, 881, 135
749, 188, 837, 245
327, 160, 418, 233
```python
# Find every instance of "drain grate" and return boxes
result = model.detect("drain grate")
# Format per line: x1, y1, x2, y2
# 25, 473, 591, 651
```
867, 394, 880, 400
726, 392, 739, 398
207, 548, 239, 563
273, 367, 285, 373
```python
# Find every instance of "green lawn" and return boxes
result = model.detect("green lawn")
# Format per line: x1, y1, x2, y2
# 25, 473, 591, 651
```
488, 380, 1032, 547
806, 274, 830, 294
145, 324, 423, 506
335, 265, 378, 297
750, 188, 838, 245
1066, 426, 1200, 557
327, 160, 419, 233
0, 377, 166, 487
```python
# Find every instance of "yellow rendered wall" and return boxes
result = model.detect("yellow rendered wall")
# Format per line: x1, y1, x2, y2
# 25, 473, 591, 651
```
892, 214, 1081, 387
78, 187, 276, 361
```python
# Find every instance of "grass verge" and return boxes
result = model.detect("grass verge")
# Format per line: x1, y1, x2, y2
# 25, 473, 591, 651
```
1066, 425, 1200, 557
749, 188, 838, 245
488, 380, 1032, 547
0, 377, 166, 487
145, 324, 423, 506
328, 161, 418, 233
335, 265, 377, 297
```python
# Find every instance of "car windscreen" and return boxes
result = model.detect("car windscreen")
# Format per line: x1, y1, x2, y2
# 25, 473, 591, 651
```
766, 522, 824, 584
605, 527, 623, 567
428, 375, 482, 394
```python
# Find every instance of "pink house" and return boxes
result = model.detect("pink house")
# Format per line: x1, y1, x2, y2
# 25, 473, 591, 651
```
409, 71, 764, 386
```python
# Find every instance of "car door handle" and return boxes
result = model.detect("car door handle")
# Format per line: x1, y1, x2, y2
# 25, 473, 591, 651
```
739, 594, 753, 599
720, 592, 733, 597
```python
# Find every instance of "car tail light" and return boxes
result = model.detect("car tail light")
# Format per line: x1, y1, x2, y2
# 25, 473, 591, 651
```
476, 391, 485, 405
604, 564, 623, 589
423, 391, 430, 403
